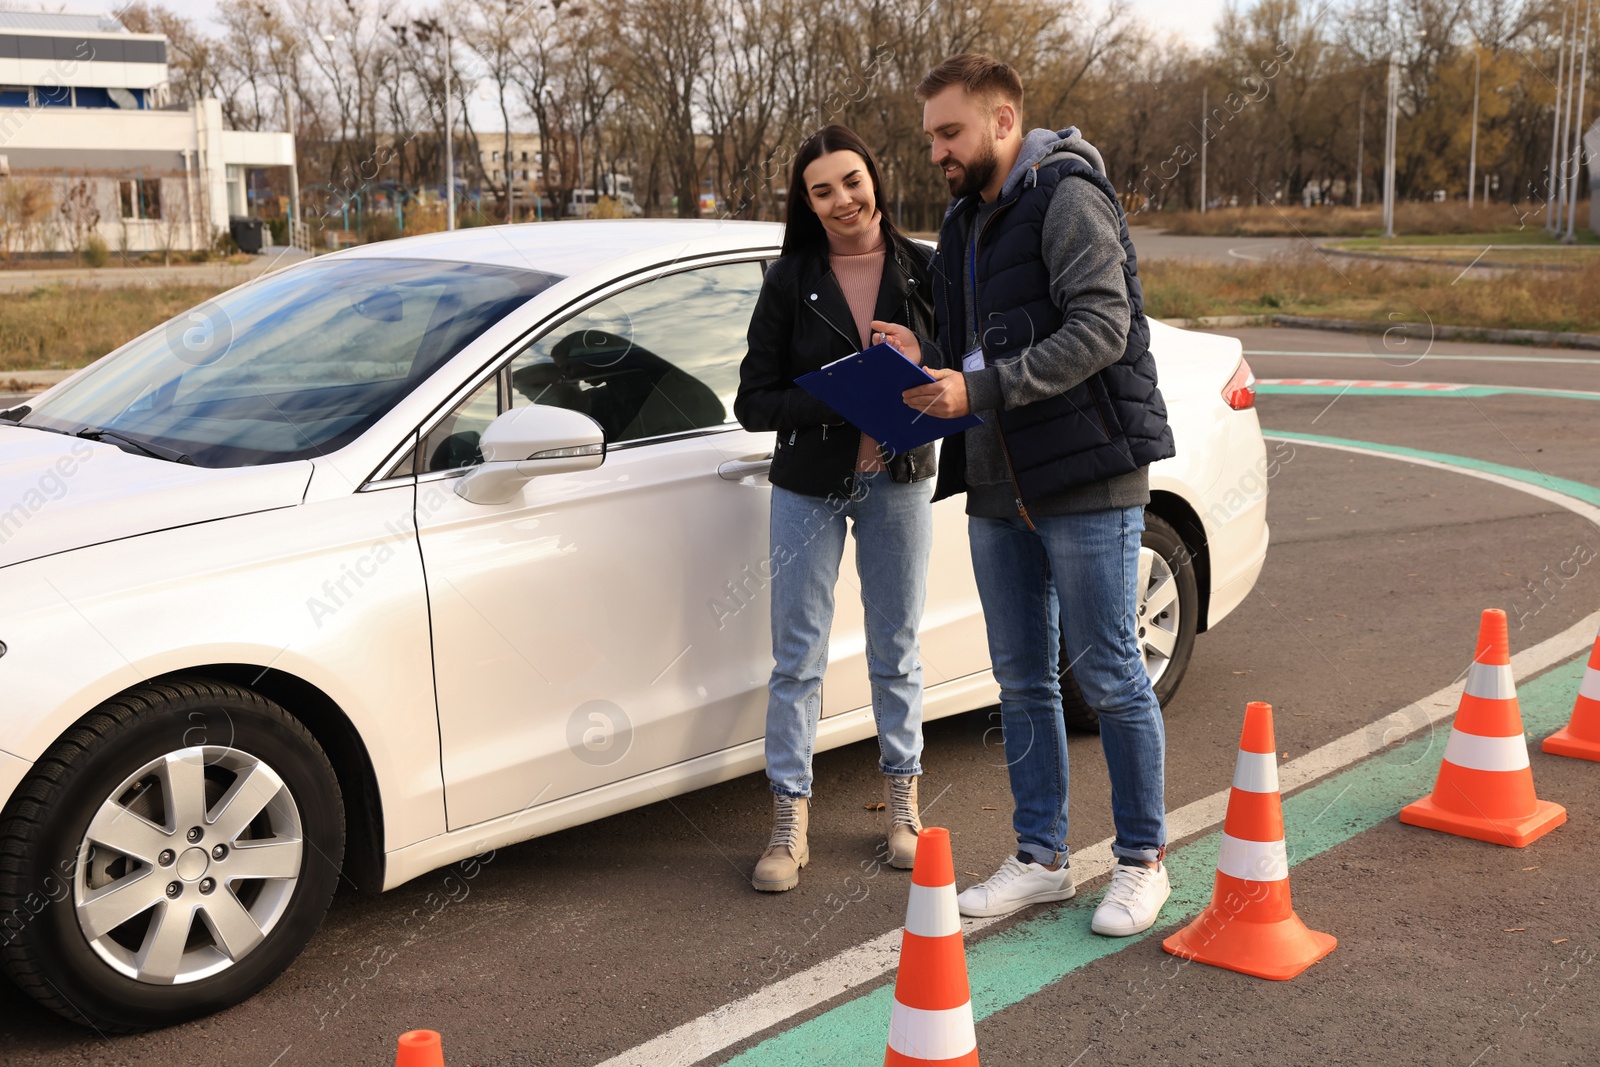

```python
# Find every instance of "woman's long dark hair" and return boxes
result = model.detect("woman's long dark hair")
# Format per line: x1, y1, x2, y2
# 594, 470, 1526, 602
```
781, 124, 907, 259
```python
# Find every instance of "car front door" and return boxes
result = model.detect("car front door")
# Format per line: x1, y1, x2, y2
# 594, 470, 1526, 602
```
412, 259, 779, 829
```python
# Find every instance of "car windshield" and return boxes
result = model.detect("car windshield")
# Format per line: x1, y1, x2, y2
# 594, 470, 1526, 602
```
18, 257, 561, 468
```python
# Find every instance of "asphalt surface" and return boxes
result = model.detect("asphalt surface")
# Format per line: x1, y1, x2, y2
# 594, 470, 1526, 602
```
4, 328, 1599, 1065
1127, 229, 1311, 263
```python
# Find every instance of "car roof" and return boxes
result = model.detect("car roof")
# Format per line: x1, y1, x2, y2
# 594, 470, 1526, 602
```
336, 218, 784, 277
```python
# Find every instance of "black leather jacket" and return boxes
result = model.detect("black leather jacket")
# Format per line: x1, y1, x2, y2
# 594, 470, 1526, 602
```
736, 233, 938, 499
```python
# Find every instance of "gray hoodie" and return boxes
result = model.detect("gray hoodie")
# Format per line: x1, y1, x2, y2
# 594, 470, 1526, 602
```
942, 127, 1148, 519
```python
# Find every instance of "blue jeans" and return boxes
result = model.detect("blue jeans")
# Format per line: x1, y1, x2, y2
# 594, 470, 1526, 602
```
968, 506, 1167, 866
765, 474, 933, 797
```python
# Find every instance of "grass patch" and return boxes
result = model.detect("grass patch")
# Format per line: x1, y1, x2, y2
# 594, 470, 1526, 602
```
1142, 253, 1600, 334
0, 282, 231, 373
1147, 202, 1549, 237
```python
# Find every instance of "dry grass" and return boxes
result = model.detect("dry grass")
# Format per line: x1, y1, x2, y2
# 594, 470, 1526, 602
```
1148, 202, 1539, 237
0, 282, 231, 373
1142, 253, 1600, 335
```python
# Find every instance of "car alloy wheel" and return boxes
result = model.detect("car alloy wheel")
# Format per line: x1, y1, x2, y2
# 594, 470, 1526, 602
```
0, 678, 343, 1031
75, 746, 304, 985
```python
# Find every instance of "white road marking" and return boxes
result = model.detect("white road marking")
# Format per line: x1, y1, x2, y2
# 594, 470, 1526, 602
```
592, 437, 1600, 1067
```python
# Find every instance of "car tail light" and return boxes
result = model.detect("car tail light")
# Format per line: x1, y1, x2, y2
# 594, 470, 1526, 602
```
1222, 358, 1256, 410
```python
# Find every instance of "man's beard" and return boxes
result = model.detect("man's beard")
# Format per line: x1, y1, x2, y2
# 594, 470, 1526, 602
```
945, 141, 1001, 198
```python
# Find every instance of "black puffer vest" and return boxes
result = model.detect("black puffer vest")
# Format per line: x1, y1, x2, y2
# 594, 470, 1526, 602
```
931, 154, 1175, 504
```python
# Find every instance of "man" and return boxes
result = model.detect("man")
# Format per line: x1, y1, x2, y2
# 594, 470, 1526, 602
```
872, 54, 1176, 935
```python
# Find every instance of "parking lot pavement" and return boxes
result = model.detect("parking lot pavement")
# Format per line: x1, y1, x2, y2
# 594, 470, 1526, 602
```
3, 329, 1598, 1065
1128, 229, 1313, 263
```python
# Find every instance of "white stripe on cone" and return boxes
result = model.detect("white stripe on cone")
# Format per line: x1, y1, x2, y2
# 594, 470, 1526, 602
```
904, 884, 961, 939
887, 1001, 978, 1060
1216, 834, 1289, 882
1442, 729, 1531, 772
1580, 667, 1600, 702
1465, 661, 1516, 700
1232, 751, 1279, 794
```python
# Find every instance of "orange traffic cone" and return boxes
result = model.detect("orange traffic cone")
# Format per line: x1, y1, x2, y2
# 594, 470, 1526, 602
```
395, 1030, 445, 1067
1542, 621, 1600, 762
1400, 608, 1566, 846
1162, 701, 1336, 981
885, 827, 977, 1067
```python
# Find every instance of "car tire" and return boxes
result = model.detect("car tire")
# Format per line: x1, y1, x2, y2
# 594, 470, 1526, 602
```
0, 677, 343, 1032
1061, 513, 1199, 732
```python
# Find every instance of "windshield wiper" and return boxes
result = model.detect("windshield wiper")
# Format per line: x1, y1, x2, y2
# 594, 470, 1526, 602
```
76, 428, 193, 465
0, 405, 29, 422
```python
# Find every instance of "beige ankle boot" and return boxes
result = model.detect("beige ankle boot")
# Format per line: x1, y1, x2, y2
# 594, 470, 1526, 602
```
752, 794, 809, 892
884, 775, 921, 869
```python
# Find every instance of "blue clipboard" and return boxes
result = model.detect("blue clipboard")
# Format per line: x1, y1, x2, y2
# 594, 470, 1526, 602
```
795, 343, 982, 456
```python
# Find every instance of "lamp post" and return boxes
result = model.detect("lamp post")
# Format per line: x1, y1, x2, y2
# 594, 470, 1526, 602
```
1565, 0, 1592, 242
444, 16, 456, 231
1199, 84, 1207, 214
1356, 83, 1365, 209
1549, 2, 1570, 232
1383, 51, 1398, 237
1468, 47, 1479, 209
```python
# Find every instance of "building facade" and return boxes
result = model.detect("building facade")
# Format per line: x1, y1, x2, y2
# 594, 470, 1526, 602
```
0, 11, 294, 255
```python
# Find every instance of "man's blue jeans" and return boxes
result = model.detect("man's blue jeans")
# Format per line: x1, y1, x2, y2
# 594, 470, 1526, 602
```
968, 505, 1167, 866
765, 474, 933, 798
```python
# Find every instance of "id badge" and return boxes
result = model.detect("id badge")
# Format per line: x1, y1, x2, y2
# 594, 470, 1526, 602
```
961, 347, 985, 373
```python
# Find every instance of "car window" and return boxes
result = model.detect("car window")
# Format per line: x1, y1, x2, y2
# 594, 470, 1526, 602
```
20, 258, 559, 468
505, 260, 761, 445
420, 376, 499, 473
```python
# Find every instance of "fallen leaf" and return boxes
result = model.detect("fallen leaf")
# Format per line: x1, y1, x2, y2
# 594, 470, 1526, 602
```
964, 871, 981, 877
1505, 927, 1526, 932
1281, 752, 1289, 758
1294, 712, 1311, 717
1523, 866, 1540, 871
864, 802, 885, 811
1334, 613, 1348, 618
1232, 670, 1250, 675
980, 806, 997, 811
1553, 939, 1570, 945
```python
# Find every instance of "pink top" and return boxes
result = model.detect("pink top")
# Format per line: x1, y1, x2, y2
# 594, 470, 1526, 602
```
827, 217, 886, 472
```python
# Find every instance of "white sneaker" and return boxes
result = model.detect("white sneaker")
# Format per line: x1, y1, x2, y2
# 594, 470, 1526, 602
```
956, 855, 1076, 918
1090, 861, 1171, 936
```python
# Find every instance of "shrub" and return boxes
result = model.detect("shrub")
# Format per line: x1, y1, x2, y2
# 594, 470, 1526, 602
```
82, 233, 110, 268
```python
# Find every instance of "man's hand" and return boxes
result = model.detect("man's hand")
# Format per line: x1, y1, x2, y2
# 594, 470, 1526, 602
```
869, 320, 921, 365
902, 367, 971, 418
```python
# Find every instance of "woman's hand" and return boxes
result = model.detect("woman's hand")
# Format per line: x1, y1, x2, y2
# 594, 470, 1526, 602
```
869, 320, 921, 365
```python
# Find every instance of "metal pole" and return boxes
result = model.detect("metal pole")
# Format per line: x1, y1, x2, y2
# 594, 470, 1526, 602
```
1384, 52, 1398, 237
1566, 0, 1592, 241
1550, 3, 1570, 231
1469, 48, 1480, 208
1558, 4, 1580, 233
1356, 83, 1365, 209
1199, 84, 1207, 213
445, 19, 456, 231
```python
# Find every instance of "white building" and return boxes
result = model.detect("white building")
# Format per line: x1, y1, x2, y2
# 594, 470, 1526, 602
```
0, 11, 295, 255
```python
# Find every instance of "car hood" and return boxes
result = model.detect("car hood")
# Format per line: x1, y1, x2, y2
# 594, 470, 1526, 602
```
0, 426, 313, 569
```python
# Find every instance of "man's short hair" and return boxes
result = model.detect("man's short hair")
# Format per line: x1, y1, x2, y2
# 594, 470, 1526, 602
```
915, 53, 1024, 115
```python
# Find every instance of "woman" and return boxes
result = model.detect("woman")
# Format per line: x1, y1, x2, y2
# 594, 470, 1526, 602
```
735, 125, 937, 893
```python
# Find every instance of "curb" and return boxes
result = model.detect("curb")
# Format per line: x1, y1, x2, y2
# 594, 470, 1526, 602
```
1268, 315, 1600, 351
3, 369, 77, 392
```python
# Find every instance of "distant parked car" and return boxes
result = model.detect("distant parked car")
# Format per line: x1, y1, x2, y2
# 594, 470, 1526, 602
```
0, 219, 1267, 1030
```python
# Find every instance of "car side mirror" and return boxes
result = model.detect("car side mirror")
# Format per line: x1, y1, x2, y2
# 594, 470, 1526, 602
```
454, 404, 605, 505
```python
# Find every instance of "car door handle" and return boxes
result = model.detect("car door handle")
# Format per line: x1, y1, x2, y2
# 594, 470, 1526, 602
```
717, 453, 773, 480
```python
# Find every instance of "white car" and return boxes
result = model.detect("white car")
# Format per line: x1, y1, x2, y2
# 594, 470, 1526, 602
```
0, 220, 1268, 1030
